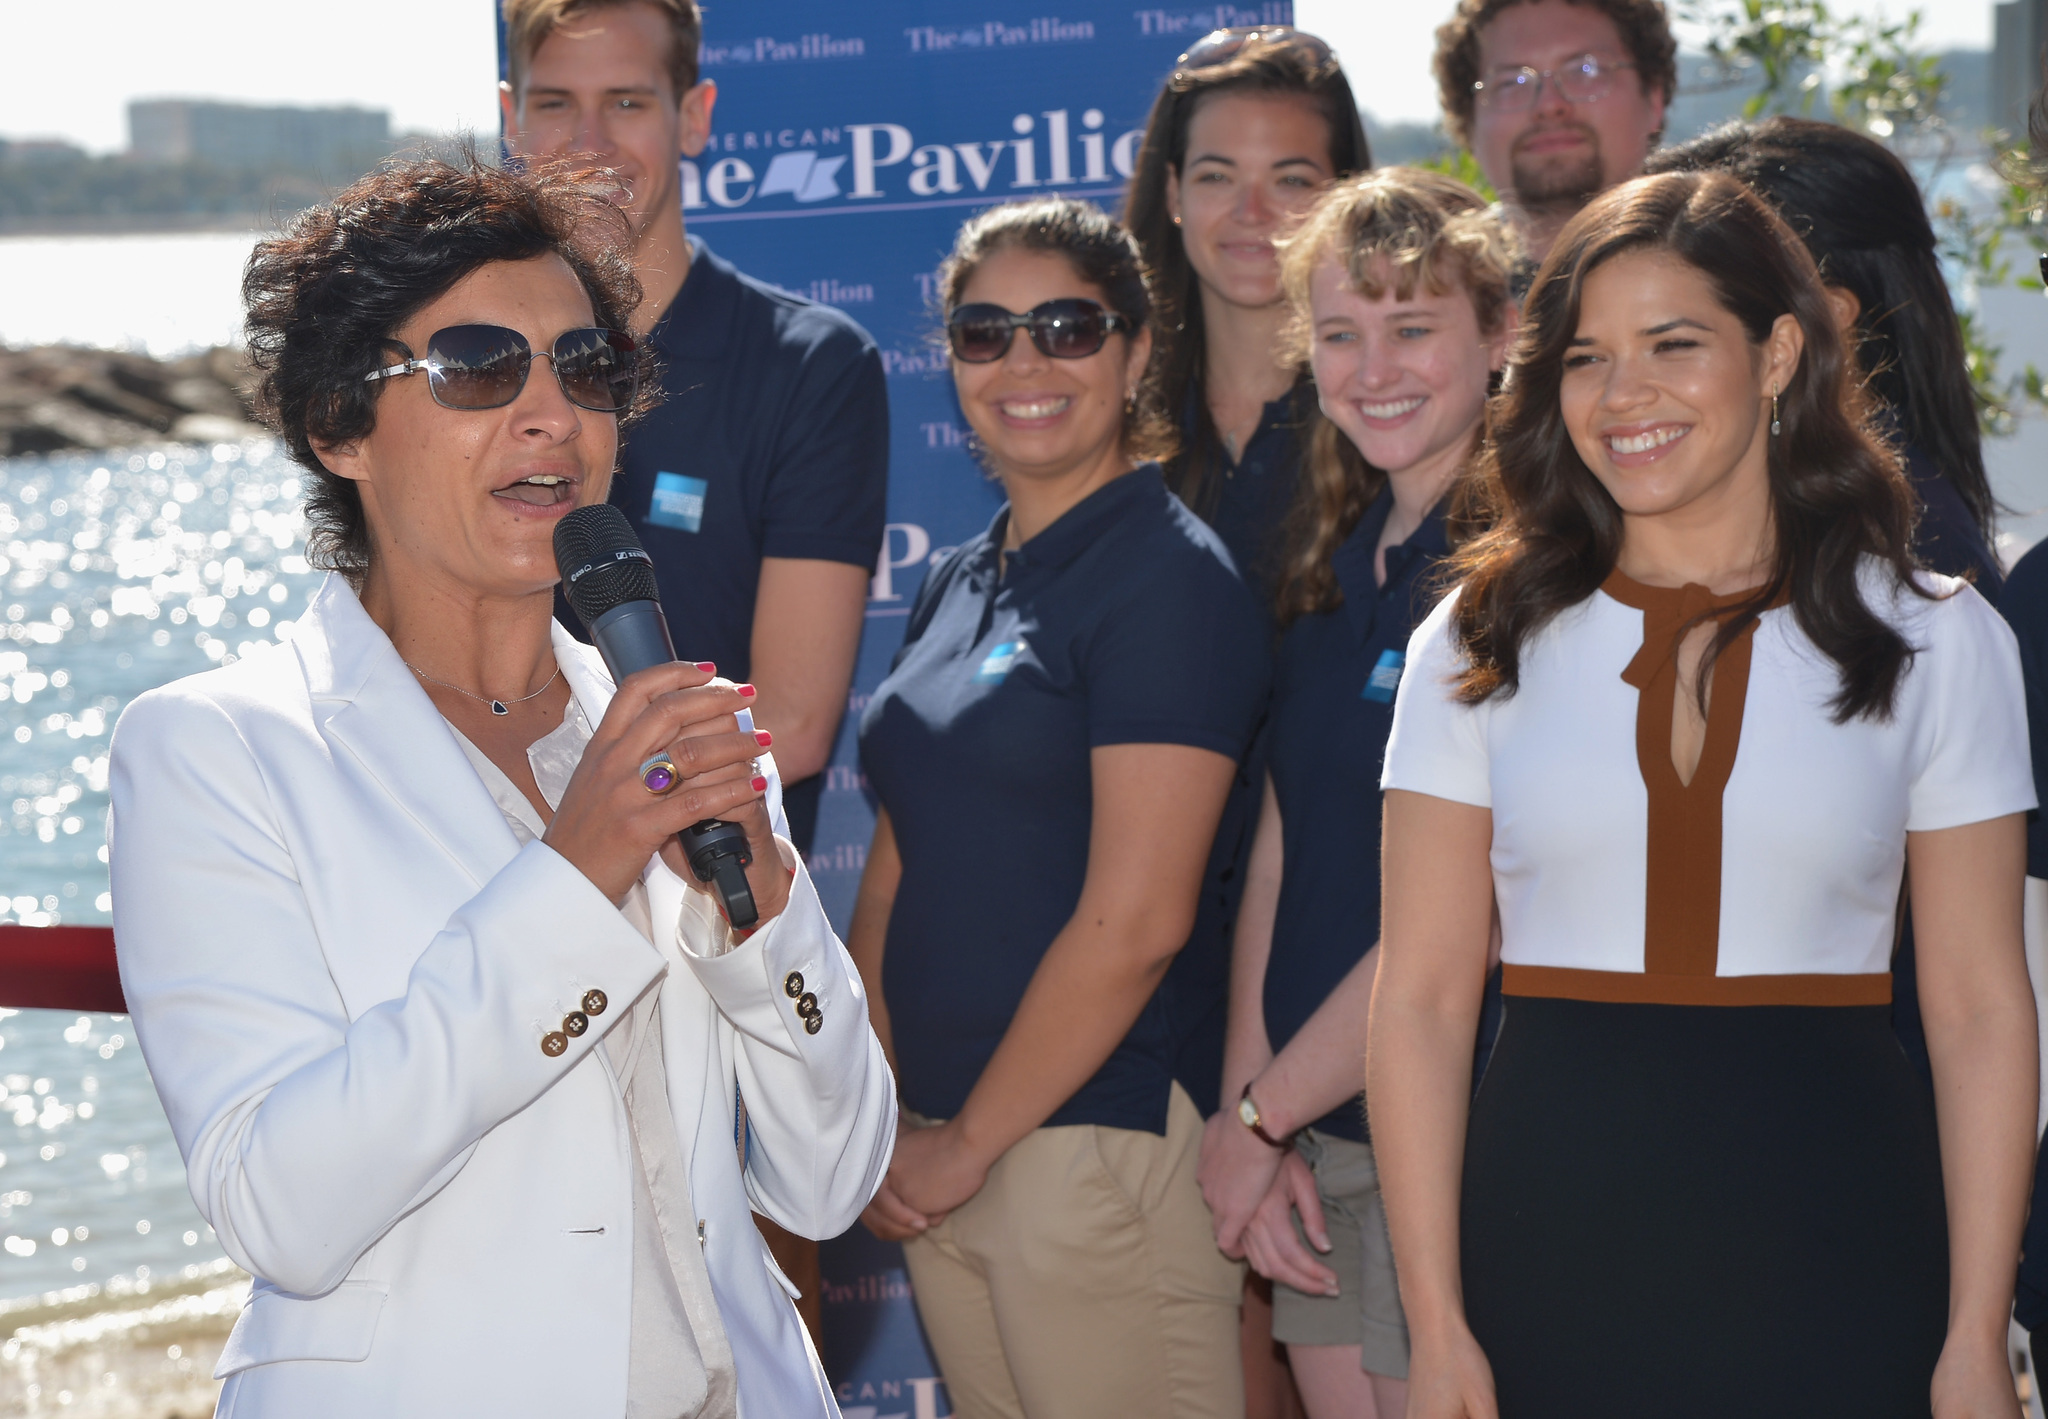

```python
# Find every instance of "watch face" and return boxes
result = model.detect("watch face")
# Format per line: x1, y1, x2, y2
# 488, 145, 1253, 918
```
1238, 1095, 1260, 1128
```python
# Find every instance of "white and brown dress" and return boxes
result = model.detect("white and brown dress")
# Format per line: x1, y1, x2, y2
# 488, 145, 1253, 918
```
1383, 566, 2033, 1417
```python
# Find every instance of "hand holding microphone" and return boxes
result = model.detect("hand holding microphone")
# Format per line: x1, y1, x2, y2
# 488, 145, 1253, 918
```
544, 505, 786, 929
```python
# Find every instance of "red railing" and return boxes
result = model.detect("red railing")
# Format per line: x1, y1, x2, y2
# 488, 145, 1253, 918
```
0, 925, 124, 1012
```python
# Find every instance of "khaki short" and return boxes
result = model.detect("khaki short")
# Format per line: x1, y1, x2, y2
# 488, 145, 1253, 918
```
1269, 1128, 1411, 1380
900, 1082, 1245, 1419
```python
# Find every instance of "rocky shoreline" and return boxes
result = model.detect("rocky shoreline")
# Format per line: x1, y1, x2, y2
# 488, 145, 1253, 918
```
0, 1260, 244, 1418
0, 346, 265, 459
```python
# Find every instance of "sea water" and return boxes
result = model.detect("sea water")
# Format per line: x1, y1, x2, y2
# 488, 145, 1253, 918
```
0, 233, 261, 357
0, 438, 322, 1315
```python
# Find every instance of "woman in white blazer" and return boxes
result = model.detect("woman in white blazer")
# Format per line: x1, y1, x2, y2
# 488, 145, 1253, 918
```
105, 154, 895, 1419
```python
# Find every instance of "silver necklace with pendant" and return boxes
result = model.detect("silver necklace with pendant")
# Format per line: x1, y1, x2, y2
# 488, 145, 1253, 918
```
407, 661, 561, 716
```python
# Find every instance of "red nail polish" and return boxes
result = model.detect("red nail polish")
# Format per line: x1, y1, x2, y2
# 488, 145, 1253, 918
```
737, 684, 756, 698
695, 661, 716, 672
755, 730, 773, 746
750, 775, 768, 792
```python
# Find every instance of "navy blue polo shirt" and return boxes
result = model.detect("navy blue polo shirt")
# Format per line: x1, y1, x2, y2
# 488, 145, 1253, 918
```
859, 466, 1271, 1133
1166, 382, 1311, 1114
592, 237, 887, 846
1263, 486, 1451, 1144
1178, 382, 1312, 605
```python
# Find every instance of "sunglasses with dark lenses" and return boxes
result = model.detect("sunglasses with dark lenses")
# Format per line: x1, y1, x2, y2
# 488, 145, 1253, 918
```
946, 299, 1132, 364
364, 324, 639, 413
1176, 25, 1332, 74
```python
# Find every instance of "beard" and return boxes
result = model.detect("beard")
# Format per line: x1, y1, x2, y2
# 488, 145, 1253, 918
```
1509, 124, 1606, 210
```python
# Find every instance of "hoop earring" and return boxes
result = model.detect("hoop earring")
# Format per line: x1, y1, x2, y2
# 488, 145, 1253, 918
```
1770, 386, 1781, 438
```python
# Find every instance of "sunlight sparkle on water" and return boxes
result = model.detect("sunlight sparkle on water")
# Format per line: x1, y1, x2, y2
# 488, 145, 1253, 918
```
0, 439, 321, 924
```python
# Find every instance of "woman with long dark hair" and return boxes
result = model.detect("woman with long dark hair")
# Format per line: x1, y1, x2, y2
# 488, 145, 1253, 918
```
1644, 116, 2000, 594
1644, 116, 2004, 1111
1124, 25, 1371, 590
1368, 171, 2036, 1417
1123, 44, 1372, 1397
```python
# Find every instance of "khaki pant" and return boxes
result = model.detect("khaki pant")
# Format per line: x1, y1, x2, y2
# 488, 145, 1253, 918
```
1269, 1129, 1410, 1379
901, 1083, 1244, 1419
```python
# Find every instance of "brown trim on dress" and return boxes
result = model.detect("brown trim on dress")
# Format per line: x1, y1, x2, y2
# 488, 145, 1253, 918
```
1503, 963, 1893, 1007
1501, 572, 1886, 1008
1602, 569, 1767, 980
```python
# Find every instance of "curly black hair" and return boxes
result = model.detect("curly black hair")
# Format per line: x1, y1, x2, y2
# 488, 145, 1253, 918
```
242, 147, 655, 576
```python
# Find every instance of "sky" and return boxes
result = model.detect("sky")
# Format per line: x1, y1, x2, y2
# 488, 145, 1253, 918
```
0, 0, 2003, 150
1303, 0, 1994, 126
0, 1, 505, 152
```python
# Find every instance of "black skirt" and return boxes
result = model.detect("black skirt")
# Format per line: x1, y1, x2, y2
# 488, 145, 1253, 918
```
1462, 996, 1948, 1419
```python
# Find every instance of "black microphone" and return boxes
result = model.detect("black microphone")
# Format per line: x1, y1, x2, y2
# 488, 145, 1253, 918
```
554, 504, 759, 930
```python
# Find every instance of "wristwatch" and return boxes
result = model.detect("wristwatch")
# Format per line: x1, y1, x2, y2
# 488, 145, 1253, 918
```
1237, 1082, 1290, 1149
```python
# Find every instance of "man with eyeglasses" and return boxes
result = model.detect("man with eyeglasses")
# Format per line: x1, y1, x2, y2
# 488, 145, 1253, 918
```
1433, 0, 1676, 262
500, 0, 888, 863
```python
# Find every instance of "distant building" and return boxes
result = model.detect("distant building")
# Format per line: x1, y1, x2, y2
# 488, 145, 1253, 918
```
0, 138, 88, 167
1993, 0, 2048, 139
127, 100, 390, 176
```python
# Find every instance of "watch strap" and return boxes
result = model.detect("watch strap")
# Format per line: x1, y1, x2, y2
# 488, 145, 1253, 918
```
1240, 1082, 1290, 1149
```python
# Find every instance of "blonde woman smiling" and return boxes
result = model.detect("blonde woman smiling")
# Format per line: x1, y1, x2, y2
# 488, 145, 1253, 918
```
1196, 168, 1516, 1419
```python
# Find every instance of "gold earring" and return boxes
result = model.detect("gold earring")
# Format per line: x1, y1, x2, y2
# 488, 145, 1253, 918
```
1770, 386, 1781, 438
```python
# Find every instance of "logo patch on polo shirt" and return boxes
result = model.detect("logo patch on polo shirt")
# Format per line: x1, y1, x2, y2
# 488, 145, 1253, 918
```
975, 641, 1025, 684
648, 472, 708, 533
1362, 648, 1405, 703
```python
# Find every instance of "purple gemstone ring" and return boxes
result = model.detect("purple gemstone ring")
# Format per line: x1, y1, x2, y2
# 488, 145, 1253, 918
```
639, 753, 679, 795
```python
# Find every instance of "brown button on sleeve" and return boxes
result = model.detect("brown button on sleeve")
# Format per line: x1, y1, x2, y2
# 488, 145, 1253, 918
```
563, 1011, 589, 1038
783, 971, 805, 999
802, 1013, 823, 1036
541, 1031, 569, 1057
581, 989, 608, 1016
796, 992, 819, 1018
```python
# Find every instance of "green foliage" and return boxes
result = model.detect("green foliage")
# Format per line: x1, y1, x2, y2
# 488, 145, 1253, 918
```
1415, 147, 1497, 203
1682, 0, 1946, 140
1681, 1, 2044, 437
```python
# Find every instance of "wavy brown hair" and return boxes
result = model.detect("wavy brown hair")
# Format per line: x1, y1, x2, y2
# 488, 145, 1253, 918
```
1447, 170, 1923, 722
1122, 29, 1370, 519
1270, 168, 1518, 627
1644, 118, 1994, 543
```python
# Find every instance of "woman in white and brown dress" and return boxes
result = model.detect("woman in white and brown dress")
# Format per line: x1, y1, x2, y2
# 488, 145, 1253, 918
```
1367, 170, 2037, 1419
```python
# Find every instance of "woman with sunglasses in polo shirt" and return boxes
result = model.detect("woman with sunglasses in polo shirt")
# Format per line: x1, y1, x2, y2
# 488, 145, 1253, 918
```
1370, 171, 2035, 1418
851, 196, 1270, 1417
1196, 168, 1516, 1419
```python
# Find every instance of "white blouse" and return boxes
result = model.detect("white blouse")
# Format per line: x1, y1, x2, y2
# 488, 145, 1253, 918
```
1382, 566, 2034, 1006
448, 700, 739, 1419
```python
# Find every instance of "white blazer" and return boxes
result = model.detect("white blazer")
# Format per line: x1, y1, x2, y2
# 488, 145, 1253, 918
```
107, 575, 896, 1418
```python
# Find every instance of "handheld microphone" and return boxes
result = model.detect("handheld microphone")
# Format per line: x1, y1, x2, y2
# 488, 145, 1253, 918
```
554, 504, 759, 930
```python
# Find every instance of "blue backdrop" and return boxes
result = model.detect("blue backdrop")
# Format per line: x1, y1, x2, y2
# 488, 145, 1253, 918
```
504, 4, 1298, 1408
